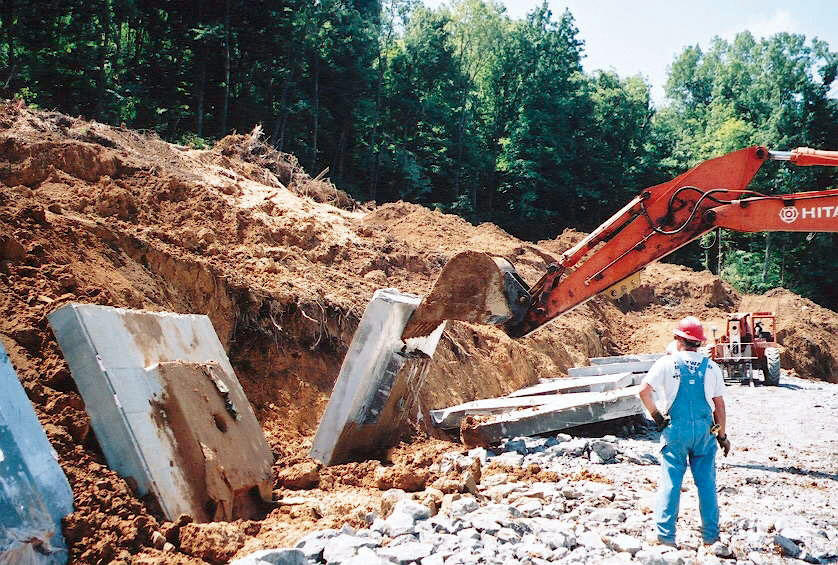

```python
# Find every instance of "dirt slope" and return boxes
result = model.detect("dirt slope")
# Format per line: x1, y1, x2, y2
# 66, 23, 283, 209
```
1, 103, 835, 563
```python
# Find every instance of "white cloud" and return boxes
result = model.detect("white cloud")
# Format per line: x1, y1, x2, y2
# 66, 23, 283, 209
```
724, 9, 801, 40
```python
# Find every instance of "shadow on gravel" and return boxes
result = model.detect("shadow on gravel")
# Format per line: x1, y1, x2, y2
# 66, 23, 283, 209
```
728, 463, 838, 482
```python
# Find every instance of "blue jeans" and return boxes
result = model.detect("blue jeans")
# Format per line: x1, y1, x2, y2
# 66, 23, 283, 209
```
656, 421, 719, 543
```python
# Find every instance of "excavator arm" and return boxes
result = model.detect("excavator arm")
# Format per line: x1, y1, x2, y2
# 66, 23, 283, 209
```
402, 146, 838, 340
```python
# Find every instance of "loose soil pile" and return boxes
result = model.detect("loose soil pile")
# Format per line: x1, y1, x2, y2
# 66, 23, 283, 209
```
1, 103, 835, 563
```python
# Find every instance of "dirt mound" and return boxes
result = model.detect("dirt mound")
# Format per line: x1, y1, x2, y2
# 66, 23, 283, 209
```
212, 128, 357, 210
621, 268, 836, 382
2, 103, 837, 562
624, 263, 739, 316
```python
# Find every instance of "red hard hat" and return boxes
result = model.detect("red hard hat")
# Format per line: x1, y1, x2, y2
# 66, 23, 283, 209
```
673, 316, 705, 343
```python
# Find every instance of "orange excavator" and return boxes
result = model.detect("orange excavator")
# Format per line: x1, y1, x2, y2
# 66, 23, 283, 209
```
402, 146, 838, 340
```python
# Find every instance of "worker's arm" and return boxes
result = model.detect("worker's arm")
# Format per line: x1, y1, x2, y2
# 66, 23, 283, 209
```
638, 383, 669, 430
638, 383, 657, 414
712, 396, 726, 437
712, 396, 730, 456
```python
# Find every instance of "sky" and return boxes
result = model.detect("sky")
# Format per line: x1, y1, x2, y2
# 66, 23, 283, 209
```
422, 0, 838, 105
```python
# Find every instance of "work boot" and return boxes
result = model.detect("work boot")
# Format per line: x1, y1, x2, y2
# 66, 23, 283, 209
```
646, 534, 677, 548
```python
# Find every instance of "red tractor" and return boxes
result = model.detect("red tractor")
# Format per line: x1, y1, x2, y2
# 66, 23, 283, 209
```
708, 312, 781, 385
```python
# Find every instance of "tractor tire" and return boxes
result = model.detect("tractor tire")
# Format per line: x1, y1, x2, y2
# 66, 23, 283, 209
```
763, 347, 781, 386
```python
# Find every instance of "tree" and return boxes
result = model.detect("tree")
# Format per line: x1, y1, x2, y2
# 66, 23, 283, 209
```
653, 31, 838, 307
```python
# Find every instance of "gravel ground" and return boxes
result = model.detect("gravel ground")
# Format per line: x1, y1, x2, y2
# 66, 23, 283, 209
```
235, 374, 838, 565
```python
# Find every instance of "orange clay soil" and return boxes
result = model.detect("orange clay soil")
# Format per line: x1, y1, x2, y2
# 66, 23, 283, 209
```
1, 102, 835, 563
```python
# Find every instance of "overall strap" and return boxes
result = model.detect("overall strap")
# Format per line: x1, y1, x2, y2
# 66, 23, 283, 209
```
677, 355, 709, 379
695, 356, 710, 378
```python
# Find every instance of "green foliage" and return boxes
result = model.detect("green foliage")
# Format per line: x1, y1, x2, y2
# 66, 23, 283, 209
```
0, 1, 835, 307
654, 32, 838, 307
179, 132, 213, 150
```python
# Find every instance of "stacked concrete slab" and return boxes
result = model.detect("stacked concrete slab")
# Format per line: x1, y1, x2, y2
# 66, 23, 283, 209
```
49, 304, 273, 523
311, 289, 445, 466
432, 353, 662, 445
0, 341, 73, 564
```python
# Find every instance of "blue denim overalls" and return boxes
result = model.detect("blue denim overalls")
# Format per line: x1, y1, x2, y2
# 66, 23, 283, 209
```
655, 357, 719, 544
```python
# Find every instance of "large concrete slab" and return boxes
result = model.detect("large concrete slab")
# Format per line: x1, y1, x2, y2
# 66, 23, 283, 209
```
430, 395, 558, 429
507, 372, 636, 398
431, 372, 643, 430
48, 303, 273, 522
311, 289, 445, 466
461, 386, 643, 446
588, 353, 663, 366
567, 360, 655, 377
1, 341, 73, 564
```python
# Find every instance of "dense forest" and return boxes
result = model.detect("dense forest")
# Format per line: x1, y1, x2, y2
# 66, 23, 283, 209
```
1, 0, 836, 307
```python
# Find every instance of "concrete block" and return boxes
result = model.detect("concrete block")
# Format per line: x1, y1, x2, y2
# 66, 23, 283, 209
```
588, 354, 662, 366
48, 303, 273, 522
507, 373, 634, 398
567, 361, 655, 377
311, 289, 445, 466
429, 396, 557, 429
461, 387, 643, 446
0, 341, 73, 564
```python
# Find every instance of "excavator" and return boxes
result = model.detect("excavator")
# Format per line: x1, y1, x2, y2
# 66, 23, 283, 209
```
402, 146, 838, 342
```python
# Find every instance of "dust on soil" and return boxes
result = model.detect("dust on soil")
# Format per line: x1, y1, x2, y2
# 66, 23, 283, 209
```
1, 103, 836, 563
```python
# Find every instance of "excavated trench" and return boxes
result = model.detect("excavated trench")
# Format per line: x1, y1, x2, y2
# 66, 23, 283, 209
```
2, 103, 836, 563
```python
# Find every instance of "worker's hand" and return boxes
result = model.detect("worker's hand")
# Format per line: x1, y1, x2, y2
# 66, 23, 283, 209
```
650, 410, 670, 432
716, 434, 731, 456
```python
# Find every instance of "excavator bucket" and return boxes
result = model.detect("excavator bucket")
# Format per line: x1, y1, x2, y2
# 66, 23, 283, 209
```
401, 251, 531, 340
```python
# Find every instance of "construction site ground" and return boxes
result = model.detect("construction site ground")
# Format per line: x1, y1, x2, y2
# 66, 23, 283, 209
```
0, 103, 836, 563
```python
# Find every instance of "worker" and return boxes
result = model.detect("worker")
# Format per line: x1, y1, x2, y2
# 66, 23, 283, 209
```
638, 316, 731, 547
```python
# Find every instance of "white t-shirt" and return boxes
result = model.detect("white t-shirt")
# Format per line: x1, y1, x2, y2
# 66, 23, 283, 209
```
641, 351, 725, 416
665, 340, 678, 355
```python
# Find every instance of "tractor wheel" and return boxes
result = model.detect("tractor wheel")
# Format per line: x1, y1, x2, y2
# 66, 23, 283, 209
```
762, 347, 781, 386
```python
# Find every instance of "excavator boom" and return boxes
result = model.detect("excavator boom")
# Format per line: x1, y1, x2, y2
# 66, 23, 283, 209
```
401, 146, 838, 340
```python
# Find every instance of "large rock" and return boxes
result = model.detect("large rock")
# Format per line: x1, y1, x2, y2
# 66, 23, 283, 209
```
392, 499, 431, 522
606, 533, 642, 555
230, 548, 307, 565
342, 547, 392, 565
378, 542, 434, 564
321, 534, 378, 563
577, 530, 607, 550
379, 489, 408, 518
773, 534, 801, 559
589, 440, 618, 464
447, 496, 479, 518
294, 529, 339, 561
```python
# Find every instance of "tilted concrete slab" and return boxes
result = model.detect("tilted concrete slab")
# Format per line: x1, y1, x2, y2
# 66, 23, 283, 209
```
589, 353, 663, 366
311, 289, 445, 466
48, 303, 273, 522
432, 372, 645, 430
567, 360, 655, 377
429, 395, 558, 429
0, 341, 73, 564
507, 372, 636, 398
461, 386, 643, 446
